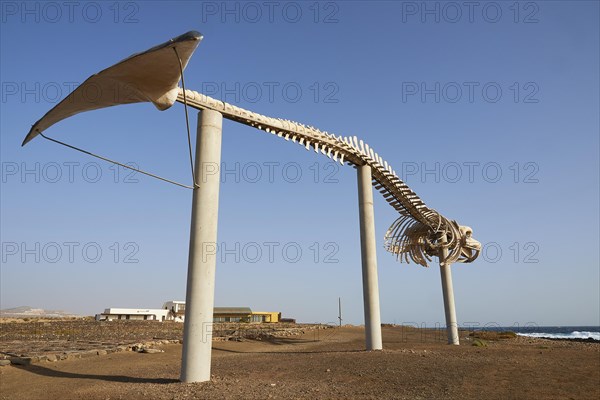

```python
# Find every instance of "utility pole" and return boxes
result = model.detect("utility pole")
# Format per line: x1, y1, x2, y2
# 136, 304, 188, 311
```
338, 297, 342, 327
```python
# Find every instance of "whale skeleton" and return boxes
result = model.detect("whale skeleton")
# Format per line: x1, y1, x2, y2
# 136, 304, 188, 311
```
174, 88, 482, 267
22, 30, 483, 382
21, 31, 481, 268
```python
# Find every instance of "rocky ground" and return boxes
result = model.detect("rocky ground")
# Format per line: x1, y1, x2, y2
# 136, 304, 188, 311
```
0, 321, 598, 399
0, 319, 327, 363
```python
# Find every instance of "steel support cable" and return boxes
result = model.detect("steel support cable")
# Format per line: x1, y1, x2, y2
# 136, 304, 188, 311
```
173, 46, 197, 188
38, 132, 194, 189
34, 48, 200, 191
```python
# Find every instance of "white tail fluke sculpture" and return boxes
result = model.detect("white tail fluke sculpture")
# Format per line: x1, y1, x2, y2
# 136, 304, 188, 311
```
22, 31, 481, 382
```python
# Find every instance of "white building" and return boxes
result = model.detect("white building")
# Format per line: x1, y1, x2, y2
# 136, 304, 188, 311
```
95, 307, 169, 321
95, 301, 283, 323
162, 300, 186, 322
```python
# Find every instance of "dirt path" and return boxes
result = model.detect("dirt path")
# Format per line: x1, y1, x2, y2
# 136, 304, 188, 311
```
1, 327, 598, 399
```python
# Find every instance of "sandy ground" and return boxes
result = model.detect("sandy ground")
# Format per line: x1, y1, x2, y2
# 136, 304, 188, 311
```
1, 326, 598, 400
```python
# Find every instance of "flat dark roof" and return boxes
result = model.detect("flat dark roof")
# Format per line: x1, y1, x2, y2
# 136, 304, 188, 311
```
213, 307, 252, 315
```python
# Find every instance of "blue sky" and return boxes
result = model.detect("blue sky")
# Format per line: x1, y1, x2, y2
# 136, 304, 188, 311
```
1, 1, 598, 327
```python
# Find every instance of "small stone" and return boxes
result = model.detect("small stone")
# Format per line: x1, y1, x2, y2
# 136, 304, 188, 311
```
141, 348, 163, 354
10, 357, 32, 366
131, 343, 143, 352
0, 360, 11, 366
80, 350, 96, 359
326, 369, 331, 372
270, 383, 276, 387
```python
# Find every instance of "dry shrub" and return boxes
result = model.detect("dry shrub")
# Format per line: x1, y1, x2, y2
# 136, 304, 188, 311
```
469, 331, 517, 341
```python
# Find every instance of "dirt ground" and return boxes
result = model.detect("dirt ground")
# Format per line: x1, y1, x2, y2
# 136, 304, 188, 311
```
1, 326, 598, 400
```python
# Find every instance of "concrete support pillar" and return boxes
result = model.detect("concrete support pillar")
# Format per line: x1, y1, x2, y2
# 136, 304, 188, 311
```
180, 110, 223, 382
439, 234, 459, 345
357, 164, 383, 351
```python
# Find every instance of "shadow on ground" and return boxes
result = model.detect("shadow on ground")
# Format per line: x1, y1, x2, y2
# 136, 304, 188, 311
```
15, 364, 178, 384
213, 336, 364, 354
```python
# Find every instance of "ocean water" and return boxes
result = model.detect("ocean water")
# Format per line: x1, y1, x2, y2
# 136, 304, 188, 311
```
488, 326, 600, 341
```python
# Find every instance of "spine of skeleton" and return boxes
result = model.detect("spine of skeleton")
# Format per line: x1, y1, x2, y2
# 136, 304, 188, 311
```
177, 88, 467, 267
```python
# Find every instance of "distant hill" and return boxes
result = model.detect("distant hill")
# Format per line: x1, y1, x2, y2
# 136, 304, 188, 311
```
0, 306, 79, 318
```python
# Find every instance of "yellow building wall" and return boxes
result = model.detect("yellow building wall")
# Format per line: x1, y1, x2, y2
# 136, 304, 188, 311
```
251, 312, 281, 323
